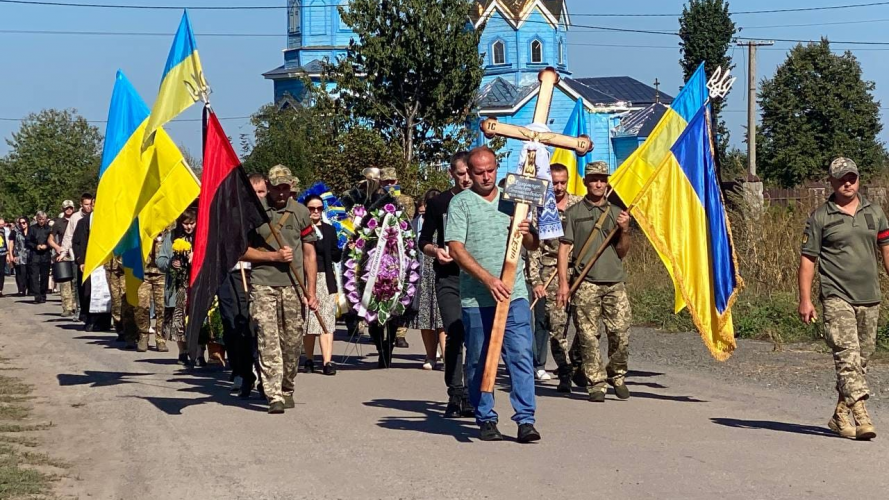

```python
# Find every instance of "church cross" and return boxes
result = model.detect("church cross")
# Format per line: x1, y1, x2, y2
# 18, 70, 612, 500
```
654, 78, 661, 104
477, 67, 593, 394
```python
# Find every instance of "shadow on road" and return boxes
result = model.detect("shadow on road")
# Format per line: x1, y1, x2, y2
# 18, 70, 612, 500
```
710, 418, 836, 437
364, 399, 484, 443
58, 370, 153, 387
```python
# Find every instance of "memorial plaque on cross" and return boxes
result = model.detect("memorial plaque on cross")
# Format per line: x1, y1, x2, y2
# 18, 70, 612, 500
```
478, 67, 594, 394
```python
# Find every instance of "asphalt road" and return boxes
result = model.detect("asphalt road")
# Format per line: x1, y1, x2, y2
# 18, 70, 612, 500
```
1, 295, 887, 500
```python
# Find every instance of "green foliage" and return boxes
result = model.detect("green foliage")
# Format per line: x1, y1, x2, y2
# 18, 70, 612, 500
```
678, 0, 737, 167
759, 39, 886, 187
0, 109, 102, 218
329, 0, 485, 166
240, 103, 321, 185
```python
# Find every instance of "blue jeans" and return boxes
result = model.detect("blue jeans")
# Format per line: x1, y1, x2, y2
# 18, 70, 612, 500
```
463, 299, 536, 426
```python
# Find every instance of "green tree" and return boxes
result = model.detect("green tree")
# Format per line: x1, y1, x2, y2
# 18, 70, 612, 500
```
679, 0, 737, 167
329, 0, 484, 167
0, 109, 102, 218
240, 103, 325, 185
759, 40, 885, 187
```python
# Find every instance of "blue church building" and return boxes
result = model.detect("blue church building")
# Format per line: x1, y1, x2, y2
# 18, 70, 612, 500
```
263, 0, 671, 176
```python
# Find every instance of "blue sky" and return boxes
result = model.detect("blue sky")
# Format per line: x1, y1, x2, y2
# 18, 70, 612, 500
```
1, 0, 888, 160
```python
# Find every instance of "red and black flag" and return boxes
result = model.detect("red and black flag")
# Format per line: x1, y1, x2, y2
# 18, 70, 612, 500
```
185, 107, 267, 359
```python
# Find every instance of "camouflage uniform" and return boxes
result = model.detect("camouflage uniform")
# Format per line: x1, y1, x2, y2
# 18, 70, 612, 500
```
801, 158, 889, 407
136, 235, 167, 349
561, 162, 631, 396
105, 256, 136, 340
249, 166, 317, 407
528, 194, 583, 375
251, 284, 305, 404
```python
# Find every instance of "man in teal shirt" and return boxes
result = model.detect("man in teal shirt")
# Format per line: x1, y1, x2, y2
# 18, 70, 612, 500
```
446, 146, 541, 443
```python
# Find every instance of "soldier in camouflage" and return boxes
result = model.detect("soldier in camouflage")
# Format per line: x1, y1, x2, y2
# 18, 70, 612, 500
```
243, 165, 319, 414
799, 157, 888, 440
135, 233, 168, 353
557, 161, 633, 403
527, 163, 583, 392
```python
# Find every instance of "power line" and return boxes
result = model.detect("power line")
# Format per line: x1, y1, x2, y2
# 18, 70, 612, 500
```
3, 0, 889, 16
0, 115, 251, 124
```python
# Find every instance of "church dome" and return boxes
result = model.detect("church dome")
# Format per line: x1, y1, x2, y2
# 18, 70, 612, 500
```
472, 0, 567, 25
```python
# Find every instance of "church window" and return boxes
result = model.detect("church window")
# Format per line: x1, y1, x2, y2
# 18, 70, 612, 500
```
492, 40, 506, 65
558, 40, 564, 65
288, 1, 300, 33
531, 40, 543, 63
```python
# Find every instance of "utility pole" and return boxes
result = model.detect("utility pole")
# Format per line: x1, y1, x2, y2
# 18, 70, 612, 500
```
736, 40, 773, 216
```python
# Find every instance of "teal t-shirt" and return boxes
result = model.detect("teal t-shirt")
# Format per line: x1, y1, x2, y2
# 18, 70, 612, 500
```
444, 188, 529, 308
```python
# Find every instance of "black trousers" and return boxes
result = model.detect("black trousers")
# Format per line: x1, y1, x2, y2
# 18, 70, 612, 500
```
28, 261, 50, 301
369, 320, 399, 367
217, 271, 255, 383
0, 261, 5, 293
435, 273, 466, 400
14, 263, 29, 295
532, 292, 549, 370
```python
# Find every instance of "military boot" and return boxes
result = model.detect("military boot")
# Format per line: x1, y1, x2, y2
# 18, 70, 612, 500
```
572, 367, 589, 388
136, 334, 149, 352
155, 338, 169, 352
827, 398, 856, 439
850, 399, 877, 440
556, 366, 572, 393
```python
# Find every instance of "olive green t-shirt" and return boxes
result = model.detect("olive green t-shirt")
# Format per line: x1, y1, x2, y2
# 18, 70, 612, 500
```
445, 188, 529, 308
561, 198, 627, 284
250, 198, 317, 287
802, 194, 889, 305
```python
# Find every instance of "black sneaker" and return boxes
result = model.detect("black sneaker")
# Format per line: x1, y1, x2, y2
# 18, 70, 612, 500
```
479, 421, 503, 441
444, 400, 462, 419
323, 362, 337, 376
557, 373, 572, 393
395, 337, 409, 349
589, 391, 605, 403
178, 353, 189, 365
283, 395, 295, 409
460, 398, 475, 418
612, 381, 631, 400
304, 359, 315, 374
517, 423, 541, 443
238, 379, 253, 400
268, 401, 285, 414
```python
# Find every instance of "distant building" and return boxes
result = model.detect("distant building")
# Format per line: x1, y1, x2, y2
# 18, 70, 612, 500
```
264, 0, 671, 177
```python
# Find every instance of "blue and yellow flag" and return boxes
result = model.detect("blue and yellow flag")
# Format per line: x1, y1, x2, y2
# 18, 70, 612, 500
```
143, 10, 207, 148
84, 71, 198, 305
550, 98, 593, 196
610, 63, 708, 206
630, 105, 741, 360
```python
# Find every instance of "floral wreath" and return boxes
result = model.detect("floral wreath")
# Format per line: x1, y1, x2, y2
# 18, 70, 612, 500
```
343, 203, 420, 325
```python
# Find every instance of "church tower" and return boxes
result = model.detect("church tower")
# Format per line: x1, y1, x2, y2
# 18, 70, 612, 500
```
471, 1, 571, 86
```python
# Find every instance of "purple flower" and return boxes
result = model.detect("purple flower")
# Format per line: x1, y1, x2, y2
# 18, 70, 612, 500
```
366, 311, 378, 324
355, 238, 366, 249
345, 259, 357, 269
352, 206, 366, 218
399, 220, 409, 231
366, 218, 379, 230
406, 239, 415, 250
347, 292, 360, 304
384, 203, 396, 214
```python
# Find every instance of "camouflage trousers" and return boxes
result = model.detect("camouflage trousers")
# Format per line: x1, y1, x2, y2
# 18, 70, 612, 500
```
573, 281, 632, 393
822, 297, 879, 406
106, 268, 136, 339
59, 280, 77, 315
136, 273, 166, 343
251, 285, 306, 404
542, 269, 581, 373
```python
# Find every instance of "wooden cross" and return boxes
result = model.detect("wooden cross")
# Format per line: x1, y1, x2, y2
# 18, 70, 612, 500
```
478, 67, 593, 394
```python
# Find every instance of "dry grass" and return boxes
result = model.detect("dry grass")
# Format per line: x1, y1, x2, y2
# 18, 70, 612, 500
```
625, 190, 889, 349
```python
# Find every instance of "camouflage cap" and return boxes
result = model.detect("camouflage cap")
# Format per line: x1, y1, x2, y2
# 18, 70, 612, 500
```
829, 157, 859, 179
268, 164, 296, 187
61, 200, 75, 209
380, 167, 398, 181
584, 161, 610, 178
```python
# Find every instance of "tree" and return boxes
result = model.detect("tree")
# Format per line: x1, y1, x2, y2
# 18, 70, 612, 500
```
679, 0, 737, 167
329, 0, 484, 167
758, 40, 885, 187
240, 103, 325, 185
0, 109, 102, 218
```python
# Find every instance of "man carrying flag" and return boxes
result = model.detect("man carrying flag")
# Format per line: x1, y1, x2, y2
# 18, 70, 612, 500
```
557, 162, 633, 402
241, 166, 319, 414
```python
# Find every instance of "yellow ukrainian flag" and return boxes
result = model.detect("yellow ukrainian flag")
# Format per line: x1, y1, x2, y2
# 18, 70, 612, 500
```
143, 10, 207, 148
550, 99, 593, 196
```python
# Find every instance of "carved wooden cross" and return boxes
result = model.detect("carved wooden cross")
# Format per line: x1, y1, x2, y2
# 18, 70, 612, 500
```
478, 67, 593, 394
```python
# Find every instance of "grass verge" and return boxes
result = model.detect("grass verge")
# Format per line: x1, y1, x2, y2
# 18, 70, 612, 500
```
0, 361, 61, 499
